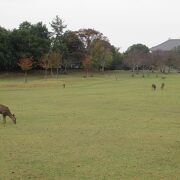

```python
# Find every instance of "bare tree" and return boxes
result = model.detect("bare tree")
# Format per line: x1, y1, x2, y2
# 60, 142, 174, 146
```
124, 44, 150, 77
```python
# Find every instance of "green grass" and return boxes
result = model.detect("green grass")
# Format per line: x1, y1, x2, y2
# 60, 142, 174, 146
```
0, 71, 180, 179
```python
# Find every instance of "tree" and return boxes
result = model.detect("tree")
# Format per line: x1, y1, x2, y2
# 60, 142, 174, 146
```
48, 51, 62, 78
173, 46, 180, 70
124, 51, 137, 77
0, 26, 13, 71
89, 39, 113, 71
11, 21, 50, 66
164, 51, 176, 73
75, 29, 105, 50
50, 16, 67, 52
50, 15, 67, 37
83, 56, 92, 77
18, 57, 33, 83
111, 46, 123, 70
151, 50, 169, 74
62, 31, 85, 71
124, 44, 150, 76
39, 55, 49, 79
29, 22, 51, 59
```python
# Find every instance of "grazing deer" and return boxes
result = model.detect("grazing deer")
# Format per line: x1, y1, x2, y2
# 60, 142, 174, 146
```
62, 83, 66, 88
161, 83, 165, 90
152, 84, 156, 91
0, 104, 16, 124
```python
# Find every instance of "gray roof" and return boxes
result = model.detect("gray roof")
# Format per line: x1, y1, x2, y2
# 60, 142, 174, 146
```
151, 39, 180, 51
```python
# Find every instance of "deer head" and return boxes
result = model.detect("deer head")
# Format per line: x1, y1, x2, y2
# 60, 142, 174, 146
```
12, 114, 16, 124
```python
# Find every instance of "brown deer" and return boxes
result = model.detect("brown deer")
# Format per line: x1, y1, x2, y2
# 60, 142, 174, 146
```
0, 104, 16, 124
152, 84, 156, 91
161, 83, 165, 90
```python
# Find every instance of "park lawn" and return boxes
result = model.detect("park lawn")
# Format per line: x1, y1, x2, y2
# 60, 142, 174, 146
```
0, 71, 180, 180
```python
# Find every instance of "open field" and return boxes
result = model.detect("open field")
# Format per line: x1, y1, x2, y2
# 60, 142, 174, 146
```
0, 71, 180, 180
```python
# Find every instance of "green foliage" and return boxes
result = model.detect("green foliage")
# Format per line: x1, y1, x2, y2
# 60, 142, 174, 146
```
90, 39, 113, 71
124, 44, 150, 73
125, 43, 150, 54
0, 27, 14, 70
48, 51, 62, 69
12, 21, 50, 60
62, 31, 85, 68
75, 28, 103, 49
50, 15, 67, 37
111, 46, 123, 70
50, 15, 67, 53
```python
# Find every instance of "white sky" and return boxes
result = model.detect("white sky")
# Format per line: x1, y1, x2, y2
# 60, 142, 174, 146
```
1, 0, 180, 52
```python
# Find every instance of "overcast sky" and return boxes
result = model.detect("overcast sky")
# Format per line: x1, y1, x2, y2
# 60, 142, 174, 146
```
0, 0, 180, 51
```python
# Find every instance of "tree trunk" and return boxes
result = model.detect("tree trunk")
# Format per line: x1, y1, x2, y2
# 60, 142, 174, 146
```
136, 65, 139, 74
44, 69, 48, 80
86, 68, 89, 77
101, 65, 105, 72
56, 68, 59, 79
142, 66, 145, 78
24, 71, 27, 83
64, 64, 67, 74
114, 72, 118, 81
156, 72, 158, 78
132, 66, 135, 77
151, 67, 154, 73
51, 67, 53, 77
168, 66, 171, 73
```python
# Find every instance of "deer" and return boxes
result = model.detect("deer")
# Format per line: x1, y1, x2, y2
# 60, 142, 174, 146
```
152, 84, 156, 91
161, 83, 165, 90
0, 104, 16, 124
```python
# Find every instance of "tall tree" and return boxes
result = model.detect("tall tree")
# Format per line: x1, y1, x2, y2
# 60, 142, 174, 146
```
75, 29, 105, 50
39, 54, 49, 79
62, 31, 85, 70
50, 15, 67, 52
111, 46, 123, 70
89, 39, 113, 71
48, 51, 62, 78
0, 27, 13, 71
18, 57, 33, 83
124, 44, 150, 76
11, 21, 50, 64
83, 56, 92, 77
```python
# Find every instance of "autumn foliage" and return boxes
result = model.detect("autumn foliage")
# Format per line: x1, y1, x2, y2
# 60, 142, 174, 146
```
18, 58, 33, 71
39, 59, 49, 70
18, 57, 33, 82
83, 56, 91, 68
83, 56, 92, 77
39, 58, 49, 79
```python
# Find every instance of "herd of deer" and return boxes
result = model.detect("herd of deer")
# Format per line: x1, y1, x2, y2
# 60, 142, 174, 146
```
0, 82, 165, 125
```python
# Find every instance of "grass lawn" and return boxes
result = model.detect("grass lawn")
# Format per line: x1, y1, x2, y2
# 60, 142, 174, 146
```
0, 71, 180, 179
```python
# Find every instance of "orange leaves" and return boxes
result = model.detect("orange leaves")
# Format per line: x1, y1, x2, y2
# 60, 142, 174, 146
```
18, 57, 33, 71
83, 56, 91, 69
39, 59, 49, 70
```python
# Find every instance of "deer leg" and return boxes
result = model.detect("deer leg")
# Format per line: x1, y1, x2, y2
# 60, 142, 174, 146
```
3, 115, 6, 124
